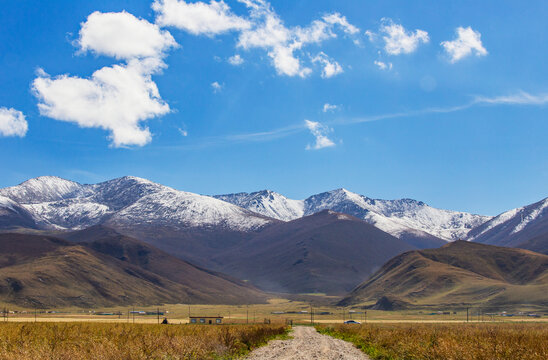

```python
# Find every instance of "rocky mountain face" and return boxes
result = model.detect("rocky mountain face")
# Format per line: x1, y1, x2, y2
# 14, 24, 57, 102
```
215, 188, 491, 242
0, 176, 272, 232
211, 210, 416, 295
468, 197, 548, 253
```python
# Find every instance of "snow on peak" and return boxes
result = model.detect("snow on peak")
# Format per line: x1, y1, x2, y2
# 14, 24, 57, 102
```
0, 176, 275, 232
214, 190, 305, 222
512, 198, 548, 234
0, 176, 84, 204
219, 187, 491, 241
0, 195, 18, 211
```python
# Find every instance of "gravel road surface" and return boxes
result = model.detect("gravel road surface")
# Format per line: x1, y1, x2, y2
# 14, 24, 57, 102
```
246, 326, 370, 360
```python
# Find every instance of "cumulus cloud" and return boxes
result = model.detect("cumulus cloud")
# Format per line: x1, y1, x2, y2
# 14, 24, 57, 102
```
152, 0, 250, 36
32, 58, 170, 147
156, 0, 358, 77
374, 60, 392, 70
312, 52, 343, 78
475, 91, 548, 106
228, 54, 244, 65
305, 119, 335, 150
236, 2, 358, 77
367, 18, 429, 55
441, 26, 487, 63
322, 103, 339, 113
78, 11, 178, 60
0, 107, 28, 137
211, 81, 223, 93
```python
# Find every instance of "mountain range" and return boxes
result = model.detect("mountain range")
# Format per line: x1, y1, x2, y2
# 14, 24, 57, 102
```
0, 176, 547, 302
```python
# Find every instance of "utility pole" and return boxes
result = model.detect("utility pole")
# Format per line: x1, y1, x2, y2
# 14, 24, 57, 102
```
466, 307, 469, 323
157, 307, 160, 324
34, 307, 37, 323
132, 307, 135, 324
246, 305, 249, 324
310, 304, 313, 325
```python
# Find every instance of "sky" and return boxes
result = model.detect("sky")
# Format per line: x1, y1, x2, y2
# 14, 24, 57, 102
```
0, 0, 547, 216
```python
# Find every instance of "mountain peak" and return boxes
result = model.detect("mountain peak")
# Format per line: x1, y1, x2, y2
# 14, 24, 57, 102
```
0, 176, 84, 204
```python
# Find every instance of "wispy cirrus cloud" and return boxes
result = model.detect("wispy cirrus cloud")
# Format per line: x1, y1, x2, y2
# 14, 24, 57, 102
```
200, 90, 548, 148
473, 91, 548, 106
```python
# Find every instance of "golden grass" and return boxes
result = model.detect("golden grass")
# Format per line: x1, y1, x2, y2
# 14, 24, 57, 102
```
0, 322, 287, 360
317, 323, 548, 360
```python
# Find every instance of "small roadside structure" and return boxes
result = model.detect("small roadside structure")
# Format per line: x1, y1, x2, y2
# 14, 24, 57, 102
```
189, 316, 223, 325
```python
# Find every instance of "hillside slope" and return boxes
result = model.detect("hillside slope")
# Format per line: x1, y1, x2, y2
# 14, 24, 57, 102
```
0, 231, 267, 308
340, 241, 548, 309
213, 210, 416, 295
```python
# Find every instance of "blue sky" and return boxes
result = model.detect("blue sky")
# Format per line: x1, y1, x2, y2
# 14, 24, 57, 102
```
0, 0, 547, 215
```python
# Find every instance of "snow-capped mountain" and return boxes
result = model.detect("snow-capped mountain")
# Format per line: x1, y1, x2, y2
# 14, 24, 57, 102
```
468, 197, 548, 248
0, 176, 272, 231
215, 188, 491, 241
214, 190, 305, 221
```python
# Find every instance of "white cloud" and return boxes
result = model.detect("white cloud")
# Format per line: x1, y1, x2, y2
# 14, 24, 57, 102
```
475, 91, 548, 105
78, 11, 178, 60
312, 52, 343, 78
152, 0, 250, 36
374, 60, 392, 70
441, 26, 487, 63
32, 58, 170, 147
373, 18, 429, 55
322, 13, 360, 35
322, 103, 339, 113
157, 0, 358, 78
211, 81, 223, 93
178, 128, 188, 136
0, 107, 28, 137
228, 54, 244, 65
305, 119, 335, 150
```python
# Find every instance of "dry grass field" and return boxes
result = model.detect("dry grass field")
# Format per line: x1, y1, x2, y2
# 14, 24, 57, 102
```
0, 322, 287, 360
317, 323, 548, 360
2, 298, 547, 325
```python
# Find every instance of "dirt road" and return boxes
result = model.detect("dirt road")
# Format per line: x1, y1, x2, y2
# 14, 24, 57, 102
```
246, 326, 370, 360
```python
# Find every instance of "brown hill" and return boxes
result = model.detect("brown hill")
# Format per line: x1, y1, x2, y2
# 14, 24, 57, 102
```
340, 241, 548, 309
212, 210, 416, 295
0, 230, 267, 308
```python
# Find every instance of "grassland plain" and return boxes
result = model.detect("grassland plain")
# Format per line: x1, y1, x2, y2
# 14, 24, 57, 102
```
0, 322, 288, 360
317, 323, 548, 360
2, 298, 547, 325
